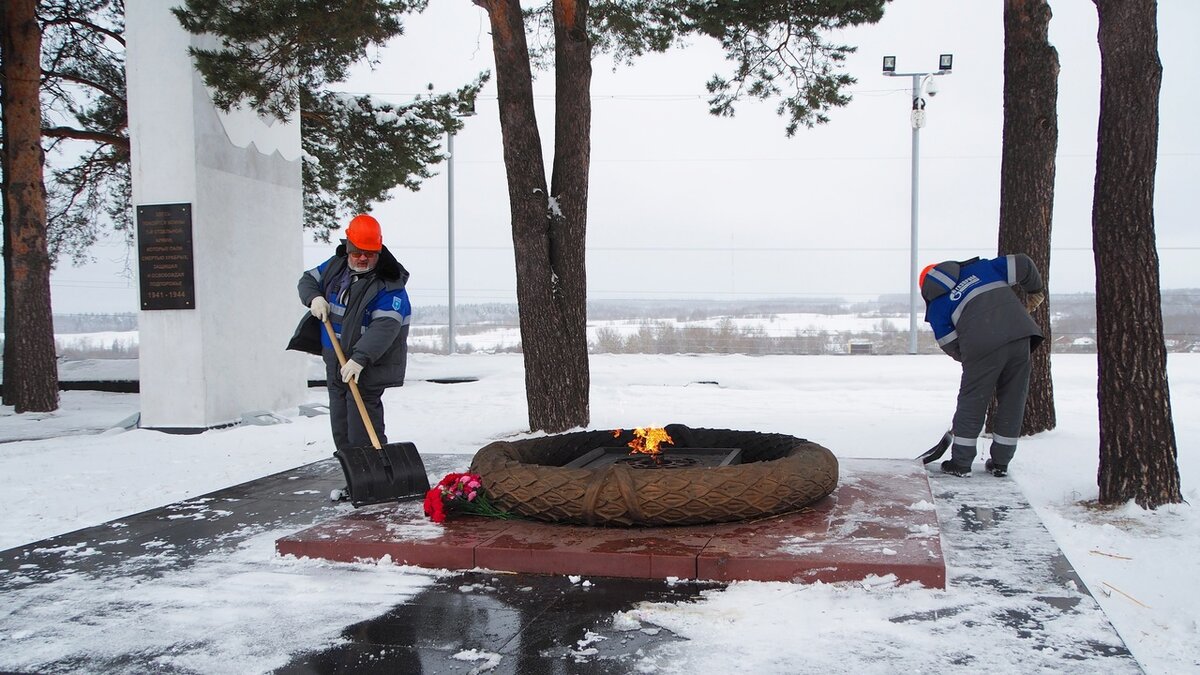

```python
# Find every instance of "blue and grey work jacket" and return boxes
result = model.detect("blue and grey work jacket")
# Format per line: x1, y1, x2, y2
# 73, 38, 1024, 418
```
920, 254, 1044, 362
298, 242, 411, 388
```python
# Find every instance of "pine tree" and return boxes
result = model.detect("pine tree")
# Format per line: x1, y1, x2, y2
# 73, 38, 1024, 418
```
477, 0, 885, 431
38, 0, 131, 266
7, 0, 483, 282
1092, 0, 1181, 508
997, 0, 1059, 434
173, 0, 485, 240
2, 0, 59, 412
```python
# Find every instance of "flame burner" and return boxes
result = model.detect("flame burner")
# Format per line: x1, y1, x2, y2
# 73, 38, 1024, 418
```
615, 454, 699, 470
564, 447, 742, 470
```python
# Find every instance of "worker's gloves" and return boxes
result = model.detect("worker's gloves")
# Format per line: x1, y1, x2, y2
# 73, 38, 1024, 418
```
1025, 291, 1046, 313
340, 359, 364, 384
309, 296, 330, 322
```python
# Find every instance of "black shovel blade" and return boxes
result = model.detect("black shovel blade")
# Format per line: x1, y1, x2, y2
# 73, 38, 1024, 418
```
917, 430, 953, 464
334, 441, 432, 508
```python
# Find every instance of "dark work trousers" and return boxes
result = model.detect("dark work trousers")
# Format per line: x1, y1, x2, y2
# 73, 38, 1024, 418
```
950, 337, 1032, 468
325, 354, 387, 451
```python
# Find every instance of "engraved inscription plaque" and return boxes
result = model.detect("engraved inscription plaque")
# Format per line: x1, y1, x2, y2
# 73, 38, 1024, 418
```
137, 203, 196, 310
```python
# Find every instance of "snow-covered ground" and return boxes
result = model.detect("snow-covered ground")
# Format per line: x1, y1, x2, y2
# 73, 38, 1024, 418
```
1, 352, 1197, 673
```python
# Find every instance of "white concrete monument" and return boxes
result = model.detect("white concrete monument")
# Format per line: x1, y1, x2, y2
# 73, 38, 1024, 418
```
125, 1, 307, 430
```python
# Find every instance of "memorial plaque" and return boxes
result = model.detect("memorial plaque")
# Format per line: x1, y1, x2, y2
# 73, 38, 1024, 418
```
137, 203, 196, 310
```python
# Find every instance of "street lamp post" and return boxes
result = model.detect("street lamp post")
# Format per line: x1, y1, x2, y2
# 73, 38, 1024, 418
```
447, 130, 458, 355
883, 54, 952, 354
446, 106, 475, 355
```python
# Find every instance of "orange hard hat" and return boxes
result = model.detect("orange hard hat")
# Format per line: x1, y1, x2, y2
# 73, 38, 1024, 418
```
346, 214, 382, 251
918, 263, 936, 289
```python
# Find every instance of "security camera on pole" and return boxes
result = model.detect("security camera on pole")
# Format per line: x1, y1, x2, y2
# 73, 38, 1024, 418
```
882, 54, 953, 355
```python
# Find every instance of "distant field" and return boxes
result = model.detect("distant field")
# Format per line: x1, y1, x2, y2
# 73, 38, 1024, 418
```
410, 312, 911, 352
41, 294, 1200, 357
46, 312, 909, 353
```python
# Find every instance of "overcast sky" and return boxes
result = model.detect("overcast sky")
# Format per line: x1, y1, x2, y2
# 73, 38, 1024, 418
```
44, 0, 1200, 315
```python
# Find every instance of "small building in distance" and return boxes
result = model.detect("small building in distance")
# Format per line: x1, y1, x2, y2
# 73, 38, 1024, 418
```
848, 339, 874, 355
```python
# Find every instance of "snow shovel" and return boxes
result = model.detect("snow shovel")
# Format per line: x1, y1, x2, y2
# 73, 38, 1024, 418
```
917, 428, 953, 464
321, 318, 430, 507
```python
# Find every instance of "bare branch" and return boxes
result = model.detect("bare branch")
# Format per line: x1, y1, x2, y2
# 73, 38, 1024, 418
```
42, 126, 129, 148
42, 68, 125, 102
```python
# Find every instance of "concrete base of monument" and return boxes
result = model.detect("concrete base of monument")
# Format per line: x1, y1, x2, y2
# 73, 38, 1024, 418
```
276, 458, 946, 587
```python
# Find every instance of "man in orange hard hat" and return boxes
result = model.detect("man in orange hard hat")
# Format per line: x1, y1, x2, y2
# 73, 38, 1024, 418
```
298, 214, 412, 451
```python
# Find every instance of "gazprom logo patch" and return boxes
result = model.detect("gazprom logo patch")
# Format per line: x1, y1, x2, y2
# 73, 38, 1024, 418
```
949, 275, 981, 301
393, 297, 404, 312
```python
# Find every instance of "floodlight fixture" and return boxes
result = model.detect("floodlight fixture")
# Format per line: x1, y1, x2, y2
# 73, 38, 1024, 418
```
939, 54, 954, 71
882, 55, 896, 73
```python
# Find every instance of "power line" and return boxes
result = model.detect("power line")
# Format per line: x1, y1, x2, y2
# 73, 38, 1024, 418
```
304, 243, 1200, 253
330, 86, 918, 100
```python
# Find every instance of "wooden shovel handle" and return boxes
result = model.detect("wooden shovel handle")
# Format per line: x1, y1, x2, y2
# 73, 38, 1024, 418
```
321, 317, 382, 450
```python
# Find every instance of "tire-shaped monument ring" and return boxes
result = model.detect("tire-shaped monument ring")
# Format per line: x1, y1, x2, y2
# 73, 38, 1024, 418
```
469, 424, 839, 527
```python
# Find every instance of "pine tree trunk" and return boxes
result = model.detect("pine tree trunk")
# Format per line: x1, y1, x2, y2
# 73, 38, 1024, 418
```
0, 0, 10, 401
482, 0, 591, 432
1092, 0, 1181, 508
998, 0, 1058, 434
1, 0, 59, 413
544, 0, 592, 427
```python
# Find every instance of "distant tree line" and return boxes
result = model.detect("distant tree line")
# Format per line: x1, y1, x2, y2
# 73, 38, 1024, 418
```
52, 337, 137, 360
49, 291, 1200, 357
588, 319, 931, 356
52, 312, 137, 333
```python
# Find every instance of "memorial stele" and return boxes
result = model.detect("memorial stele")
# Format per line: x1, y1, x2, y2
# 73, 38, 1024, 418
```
126, 0, 307, 430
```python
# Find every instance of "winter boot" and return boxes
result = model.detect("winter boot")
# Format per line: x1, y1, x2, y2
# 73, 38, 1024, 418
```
985, 459, 1008, 477
940, 460, 971, 477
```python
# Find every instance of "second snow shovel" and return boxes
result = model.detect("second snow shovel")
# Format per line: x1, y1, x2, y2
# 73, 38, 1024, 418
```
322, 317, 430, 507
917, 428, 953, 464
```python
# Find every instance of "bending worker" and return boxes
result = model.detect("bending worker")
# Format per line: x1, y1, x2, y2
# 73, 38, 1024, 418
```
919, 254, 1045, 477
298, 214, 411, 451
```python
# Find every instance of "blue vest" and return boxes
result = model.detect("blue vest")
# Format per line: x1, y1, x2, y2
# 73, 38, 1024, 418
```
923, 256, 1016, 348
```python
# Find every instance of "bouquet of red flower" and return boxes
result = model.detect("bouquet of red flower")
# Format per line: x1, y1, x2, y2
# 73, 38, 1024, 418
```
423, 472, 514, 523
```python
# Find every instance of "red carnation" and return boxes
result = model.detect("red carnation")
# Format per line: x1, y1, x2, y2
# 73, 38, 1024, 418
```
422, 472, 515, 523
423, 487, 447, 523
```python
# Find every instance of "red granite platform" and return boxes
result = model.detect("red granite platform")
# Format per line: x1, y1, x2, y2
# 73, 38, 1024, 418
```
277, 458, 946, 587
